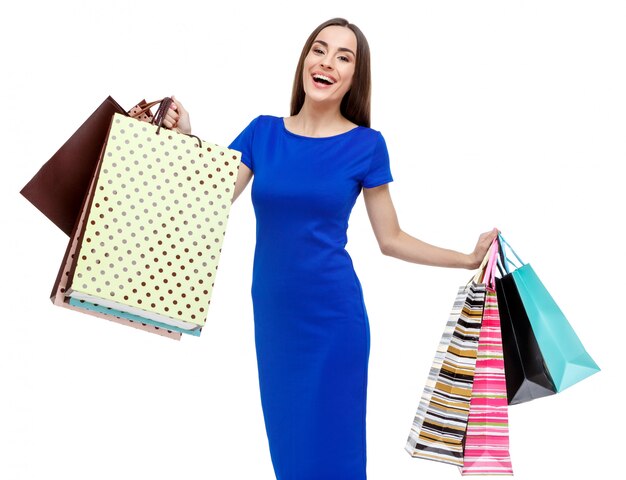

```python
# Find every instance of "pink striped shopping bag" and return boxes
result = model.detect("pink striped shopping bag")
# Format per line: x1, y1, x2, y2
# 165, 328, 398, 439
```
460, 287, 513, 475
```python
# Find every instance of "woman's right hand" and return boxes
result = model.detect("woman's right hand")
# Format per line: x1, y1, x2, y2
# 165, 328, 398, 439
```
162, 95, 192, 134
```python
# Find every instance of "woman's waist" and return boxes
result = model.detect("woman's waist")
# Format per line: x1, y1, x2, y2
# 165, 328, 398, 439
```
252, 243, 354, 271
250, 265, 363, 306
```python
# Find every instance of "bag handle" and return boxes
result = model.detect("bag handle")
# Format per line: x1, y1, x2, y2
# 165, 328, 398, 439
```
471, 242, 492, 283
128, 97, 203, 148
128, 99, 154, 122
496, 234, 508, 274
126, 97, 171, 134
128, 99, 164, 119
498, 233, 525, 274
151, 97, 173, 134
471, 237, 499, 288
484, 237, 499, 288
496, 255, 506, 277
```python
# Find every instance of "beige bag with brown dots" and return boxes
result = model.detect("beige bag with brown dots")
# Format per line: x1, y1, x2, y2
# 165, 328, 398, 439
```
56, 97, 242, 339
50, 117, 181, 340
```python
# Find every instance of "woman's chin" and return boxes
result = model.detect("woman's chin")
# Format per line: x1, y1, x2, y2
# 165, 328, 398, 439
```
303, 89, 342, 107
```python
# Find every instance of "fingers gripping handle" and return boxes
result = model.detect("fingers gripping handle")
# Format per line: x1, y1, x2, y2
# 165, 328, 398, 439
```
128, 97, 203, 148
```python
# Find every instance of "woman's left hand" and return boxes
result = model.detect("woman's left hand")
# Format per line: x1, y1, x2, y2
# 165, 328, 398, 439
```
467, 228, 499, 269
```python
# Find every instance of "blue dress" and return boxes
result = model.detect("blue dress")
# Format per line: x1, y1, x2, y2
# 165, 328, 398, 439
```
229, 115, 393, 480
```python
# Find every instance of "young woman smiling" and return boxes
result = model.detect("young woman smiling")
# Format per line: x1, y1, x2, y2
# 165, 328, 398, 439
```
164, 17, 497, 480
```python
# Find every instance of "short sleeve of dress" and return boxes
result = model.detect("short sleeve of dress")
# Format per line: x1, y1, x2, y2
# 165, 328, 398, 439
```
228, 116, 260, 172
362, 132, 394, 189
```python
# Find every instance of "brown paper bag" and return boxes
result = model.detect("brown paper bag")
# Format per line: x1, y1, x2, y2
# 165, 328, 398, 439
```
20, 96, 152, 236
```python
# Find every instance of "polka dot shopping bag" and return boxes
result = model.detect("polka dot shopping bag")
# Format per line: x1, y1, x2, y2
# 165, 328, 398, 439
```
50, 97, 241, 339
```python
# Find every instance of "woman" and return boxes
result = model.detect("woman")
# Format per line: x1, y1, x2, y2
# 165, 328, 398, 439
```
165, 18, 497, 480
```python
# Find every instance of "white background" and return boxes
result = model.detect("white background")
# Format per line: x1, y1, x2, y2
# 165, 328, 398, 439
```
2, 1, 624, 479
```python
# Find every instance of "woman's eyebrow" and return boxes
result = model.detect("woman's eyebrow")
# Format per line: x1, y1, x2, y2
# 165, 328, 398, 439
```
313, 39, 356, 57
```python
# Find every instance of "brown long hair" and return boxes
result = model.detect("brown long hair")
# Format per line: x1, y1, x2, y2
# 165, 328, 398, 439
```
290, 18, 372, 128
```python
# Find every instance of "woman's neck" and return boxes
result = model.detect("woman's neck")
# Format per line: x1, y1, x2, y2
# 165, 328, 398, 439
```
287, 100, 355, 137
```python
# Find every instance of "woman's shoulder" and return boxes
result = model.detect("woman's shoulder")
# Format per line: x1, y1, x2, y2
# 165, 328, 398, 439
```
351, 124, 386, 145
231, 115, 280, 137
247, 114, 282, 126
358, 124, 383, 136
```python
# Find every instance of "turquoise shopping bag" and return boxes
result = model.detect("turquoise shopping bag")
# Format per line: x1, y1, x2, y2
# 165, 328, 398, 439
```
498, 234, 600, 392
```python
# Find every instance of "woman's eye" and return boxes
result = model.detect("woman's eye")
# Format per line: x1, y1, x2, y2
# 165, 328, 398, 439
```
313, 48, 324, 54
339, 55, 350, 62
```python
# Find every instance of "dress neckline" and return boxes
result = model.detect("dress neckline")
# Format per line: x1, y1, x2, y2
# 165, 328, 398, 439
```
281, 117, 362, 139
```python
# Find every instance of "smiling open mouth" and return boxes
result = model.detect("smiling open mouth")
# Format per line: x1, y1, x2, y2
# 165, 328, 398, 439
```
313, 74, 336, 85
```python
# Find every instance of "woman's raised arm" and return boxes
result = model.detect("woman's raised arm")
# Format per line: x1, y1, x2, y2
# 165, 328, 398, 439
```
362, 184, 497, 269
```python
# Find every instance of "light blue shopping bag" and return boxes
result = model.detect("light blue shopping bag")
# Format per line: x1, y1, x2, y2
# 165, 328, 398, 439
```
499, 234, 600, 392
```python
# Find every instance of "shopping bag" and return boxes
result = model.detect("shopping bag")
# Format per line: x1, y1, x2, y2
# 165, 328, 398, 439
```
495, 267, 556, 404
50, 126, 183, 340
406, 240, 497, 466
498, 234, 600, 392
460, 287, 513, 475
405, 285, 469, 455
20, 96, 153, 236
62, 98, 241, 336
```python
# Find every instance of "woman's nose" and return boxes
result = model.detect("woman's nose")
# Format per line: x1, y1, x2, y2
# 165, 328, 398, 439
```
320, 58, 334, 70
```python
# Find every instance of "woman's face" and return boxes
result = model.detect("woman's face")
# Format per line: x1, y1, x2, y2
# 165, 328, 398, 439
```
302, 25, 357, 108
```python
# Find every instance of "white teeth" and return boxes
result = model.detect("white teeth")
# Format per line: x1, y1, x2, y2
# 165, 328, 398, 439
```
313, 74, 335, 84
